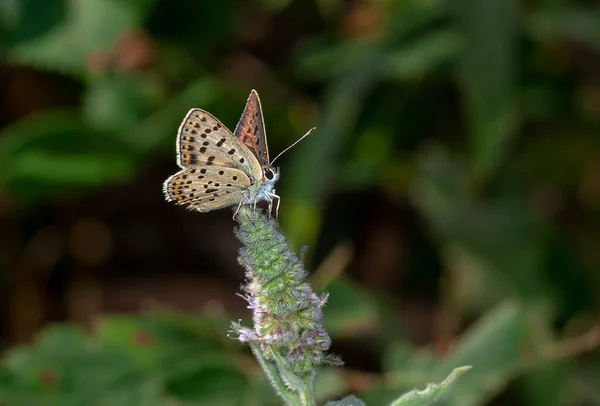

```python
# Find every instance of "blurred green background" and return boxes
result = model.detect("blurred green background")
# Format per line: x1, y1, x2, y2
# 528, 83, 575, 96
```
1, 0, 600, 405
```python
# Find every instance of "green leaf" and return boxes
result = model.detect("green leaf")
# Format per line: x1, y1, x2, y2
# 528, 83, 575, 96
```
517, 360, 569, 406
5, 150, 133, 184
297, 41, 374, 81
314, 368, 349, 404
325, 395, 368, 406
297, 0, 445, 82
384, 29, 462, 81
87, 377, 164, 406
378, 302, 527, 406
248, 341, 300, 406
1, 0, 68, 45
0, 109, 141, 200
7, 0, 155, 76
0, 313, 247, 406
82, 74, 152, 134
451, 0, 519, 180
436, 301, 527, 405
125, 76, 221, 153
1, 324, 141, 405
383, 341, 439, 378
385, 0, 446, 44
95, 314, 230, 369
411, 146, 549, 304
283, 56, 380, 247
0, 111, 89, 161
390, 366, 472, 406
321, 277, 379, 338
166, 366, 247, 405
529, 8, 600, 51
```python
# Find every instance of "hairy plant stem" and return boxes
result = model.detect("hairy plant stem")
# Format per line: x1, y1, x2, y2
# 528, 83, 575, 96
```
249, 342, 300, 405
300, 374, 316, 406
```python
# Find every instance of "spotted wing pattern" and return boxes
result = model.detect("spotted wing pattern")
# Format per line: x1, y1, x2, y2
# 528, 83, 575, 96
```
233, 90, 270, 167
163, 166, 252, 212
177, 108, 262, 181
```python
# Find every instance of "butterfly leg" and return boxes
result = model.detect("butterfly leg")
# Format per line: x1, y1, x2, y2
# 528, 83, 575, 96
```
267, 192, 280, 219
267, 198, 273, 219
233, 197, 245, 219
275, 195, 281, 219
266, 191, 276, 219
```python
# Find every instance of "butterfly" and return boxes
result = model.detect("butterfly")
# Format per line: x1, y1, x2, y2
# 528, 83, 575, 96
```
163, 90, 314, 218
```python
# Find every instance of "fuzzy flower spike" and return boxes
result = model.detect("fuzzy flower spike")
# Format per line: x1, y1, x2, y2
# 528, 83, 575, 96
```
230, 204, 342, 405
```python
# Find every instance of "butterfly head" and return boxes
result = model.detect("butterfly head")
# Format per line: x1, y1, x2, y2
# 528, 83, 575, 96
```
263, 166, 280, 185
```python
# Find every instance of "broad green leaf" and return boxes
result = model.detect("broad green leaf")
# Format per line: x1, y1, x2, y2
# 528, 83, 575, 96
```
0, 109, 145, 200
5, 150, 133, 184
529, 8, 600, 51
390, 366, 472, 406
516, 359, 569, 406
82, 74, 154, 134
377, 302, 526, 406
7, 25, 84, 75
325, 395, 367, 406
411, 146, 550, 304
89, 377, 163, 406
0, 314, 244, 406
94, 314, 231, 371
297, 41, 375, 81
283, 56, 379, 247
451, 0, 519, 179
385, 29, 462, 81
284, 0, 446, 247
125, 76, 221, 153
321, 277, 379, 338
1, 0, 67, 45
1, 325, 140, 405
385, 0, 446, 44
0, 111, 90, 162
298, 0, 445, 82
383, 342, 439, 379
165, 366, 247, 406
8, 0, 156, 76
314, 368, 349, 404
436, 301, 526, 406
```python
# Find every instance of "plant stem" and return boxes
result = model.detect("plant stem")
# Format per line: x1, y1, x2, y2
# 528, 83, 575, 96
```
299, 374, 315, 406
249, 343, 300, 406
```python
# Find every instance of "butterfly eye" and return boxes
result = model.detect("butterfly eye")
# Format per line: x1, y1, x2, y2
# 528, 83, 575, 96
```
264, 168, 274, 180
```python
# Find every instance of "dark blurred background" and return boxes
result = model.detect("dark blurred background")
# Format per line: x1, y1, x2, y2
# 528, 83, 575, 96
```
1, 0, 600, 405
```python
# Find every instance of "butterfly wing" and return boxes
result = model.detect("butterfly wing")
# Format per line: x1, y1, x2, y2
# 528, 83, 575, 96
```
177, 108, 262, 181
163, 166, 251, 212
233, 90, 270, 167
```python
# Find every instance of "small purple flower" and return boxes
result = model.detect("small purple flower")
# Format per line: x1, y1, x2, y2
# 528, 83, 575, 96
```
236, 292, 256, 309
229, 324, 260, 342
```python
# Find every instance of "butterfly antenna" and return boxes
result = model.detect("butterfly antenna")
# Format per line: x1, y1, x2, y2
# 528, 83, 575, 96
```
270, 127, 316, 165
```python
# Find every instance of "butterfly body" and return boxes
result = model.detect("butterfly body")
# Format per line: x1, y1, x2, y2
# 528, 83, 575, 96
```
243, 167, 279, 205
163, 91, 282, 216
